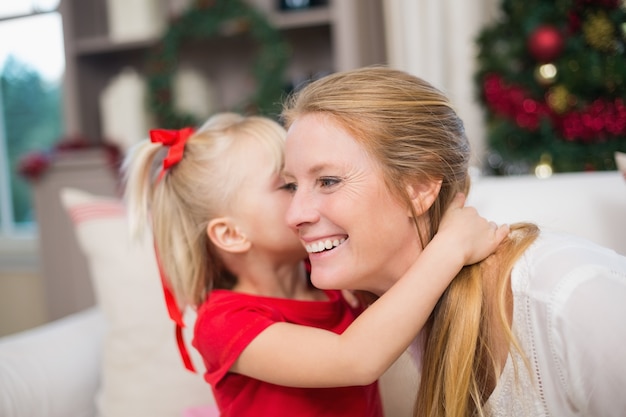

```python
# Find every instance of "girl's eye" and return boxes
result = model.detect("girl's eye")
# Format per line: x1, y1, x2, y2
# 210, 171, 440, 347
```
279, 182, 297, 193
319, 177, 340, 188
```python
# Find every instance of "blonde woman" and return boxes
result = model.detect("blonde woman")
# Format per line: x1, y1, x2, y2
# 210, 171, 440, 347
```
122, 112, 505, 416
281, 66, 626, 417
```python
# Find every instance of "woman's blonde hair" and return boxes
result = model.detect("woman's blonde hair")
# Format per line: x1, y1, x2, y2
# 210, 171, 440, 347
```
122, 113, 287, 309
282, 66, 539, 417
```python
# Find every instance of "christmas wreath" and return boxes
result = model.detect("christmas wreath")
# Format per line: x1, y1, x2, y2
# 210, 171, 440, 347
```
146, 0, 290, 128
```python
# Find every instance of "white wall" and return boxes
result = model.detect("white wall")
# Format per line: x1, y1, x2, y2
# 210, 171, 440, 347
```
0, 271, 47, 337
383, 0, 500, 169
0, 237, 46, 336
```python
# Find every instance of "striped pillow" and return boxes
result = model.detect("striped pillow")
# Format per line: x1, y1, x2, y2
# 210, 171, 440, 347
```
60, 188, 214, 417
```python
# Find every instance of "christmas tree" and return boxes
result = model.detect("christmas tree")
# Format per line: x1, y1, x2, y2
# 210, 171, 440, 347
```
475, 0, 626, 175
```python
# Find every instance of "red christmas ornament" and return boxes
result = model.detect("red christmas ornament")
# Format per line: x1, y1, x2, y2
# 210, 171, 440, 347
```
527, 25, 565, 62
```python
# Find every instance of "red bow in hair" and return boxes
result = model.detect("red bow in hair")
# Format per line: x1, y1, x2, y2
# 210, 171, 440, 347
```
149, 126, 197, 372
150, 127, 195, 180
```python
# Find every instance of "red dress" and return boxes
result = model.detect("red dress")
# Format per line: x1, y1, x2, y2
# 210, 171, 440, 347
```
193, 289, 383, 417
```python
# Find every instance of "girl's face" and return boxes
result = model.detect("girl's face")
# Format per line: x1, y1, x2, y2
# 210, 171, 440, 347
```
232, 141, 307, 264
282, 113, 422, 295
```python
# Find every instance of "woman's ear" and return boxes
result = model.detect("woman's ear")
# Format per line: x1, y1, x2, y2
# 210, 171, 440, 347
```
207, 217, 251, 254
406, 179, 442, 216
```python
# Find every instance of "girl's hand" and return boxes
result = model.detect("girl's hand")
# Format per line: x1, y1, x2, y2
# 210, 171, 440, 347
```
435, 193, 509, 265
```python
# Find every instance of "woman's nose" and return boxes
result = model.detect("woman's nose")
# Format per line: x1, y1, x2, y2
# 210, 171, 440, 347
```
285, 188, 319, 230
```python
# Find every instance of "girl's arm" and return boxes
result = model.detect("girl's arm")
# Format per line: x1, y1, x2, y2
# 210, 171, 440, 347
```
232, 193, 509, 387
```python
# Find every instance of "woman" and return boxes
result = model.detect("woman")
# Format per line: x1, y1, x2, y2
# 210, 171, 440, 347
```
281, 66, 626, 417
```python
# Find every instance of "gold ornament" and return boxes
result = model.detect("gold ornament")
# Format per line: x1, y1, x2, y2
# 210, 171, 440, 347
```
582, 11, 615, 52
546, 85, 571, 114
534, 63, 558, 86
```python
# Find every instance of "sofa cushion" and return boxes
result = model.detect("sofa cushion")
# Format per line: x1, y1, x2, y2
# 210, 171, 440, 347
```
467, 171, 626, 256
0, 308, 103, 417
60, 187, 215, 417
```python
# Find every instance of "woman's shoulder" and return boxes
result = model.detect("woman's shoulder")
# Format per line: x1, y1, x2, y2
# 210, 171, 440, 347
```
507, 231, 626, 415
521, 230, 625, 269
511, 229, 626, 295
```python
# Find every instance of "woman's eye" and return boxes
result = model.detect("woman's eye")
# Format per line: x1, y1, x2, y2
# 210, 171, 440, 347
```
319, 177, 340, 188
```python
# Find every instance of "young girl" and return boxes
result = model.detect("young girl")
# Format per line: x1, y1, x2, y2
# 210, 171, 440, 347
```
122, 112, 507, 416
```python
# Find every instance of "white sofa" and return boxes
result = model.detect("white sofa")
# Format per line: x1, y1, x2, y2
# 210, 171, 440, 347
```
1, 171, 625, 417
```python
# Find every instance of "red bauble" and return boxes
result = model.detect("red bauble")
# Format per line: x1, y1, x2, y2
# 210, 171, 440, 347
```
527, 25, 565, 62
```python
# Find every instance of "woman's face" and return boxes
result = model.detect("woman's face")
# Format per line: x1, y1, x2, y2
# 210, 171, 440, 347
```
283, 113, 422, 295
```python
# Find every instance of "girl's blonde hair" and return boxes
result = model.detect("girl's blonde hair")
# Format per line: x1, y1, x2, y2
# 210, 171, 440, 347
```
282, 66, 539, 417
122, 113, 287, 309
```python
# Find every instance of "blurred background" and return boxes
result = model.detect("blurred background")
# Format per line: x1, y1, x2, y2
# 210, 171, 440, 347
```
0, 0, 624, 335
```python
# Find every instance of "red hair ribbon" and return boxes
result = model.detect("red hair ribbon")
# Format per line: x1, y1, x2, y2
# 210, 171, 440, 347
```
149, 127, 197, 372
149, 127, 195, 181
153, 242, 197, 373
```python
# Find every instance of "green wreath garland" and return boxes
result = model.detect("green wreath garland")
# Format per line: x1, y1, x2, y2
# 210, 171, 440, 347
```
146, 0, 290, 128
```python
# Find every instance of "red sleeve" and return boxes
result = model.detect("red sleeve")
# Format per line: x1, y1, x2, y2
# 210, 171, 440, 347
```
192, 294, 282, 386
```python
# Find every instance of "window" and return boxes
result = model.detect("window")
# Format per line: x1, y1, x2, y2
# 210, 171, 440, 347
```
0, 0, 64, 238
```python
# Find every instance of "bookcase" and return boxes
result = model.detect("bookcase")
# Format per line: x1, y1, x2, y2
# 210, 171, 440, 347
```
58, 0, 387, 141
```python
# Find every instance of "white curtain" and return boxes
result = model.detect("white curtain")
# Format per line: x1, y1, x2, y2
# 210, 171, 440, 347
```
383, 0, 500, 170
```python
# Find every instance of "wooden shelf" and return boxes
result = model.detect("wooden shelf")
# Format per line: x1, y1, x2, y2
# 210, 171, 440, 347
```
73, 7, 332, 56
269, 6, 332, 29
60, 0, 386, 140
74, 36, 158, 55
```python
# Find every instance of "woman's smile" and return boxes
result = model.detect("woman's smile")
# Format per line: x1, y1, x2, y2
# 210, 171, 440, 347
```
305, 237, 347, 254
283, 113, 420, 294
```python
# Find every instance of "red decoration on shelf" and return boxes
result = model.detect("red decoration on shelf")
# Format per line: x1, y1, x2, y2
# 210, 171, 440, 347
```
17, 135, 122, 182
527, 25, 565, 62
17, 152, 53, 181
